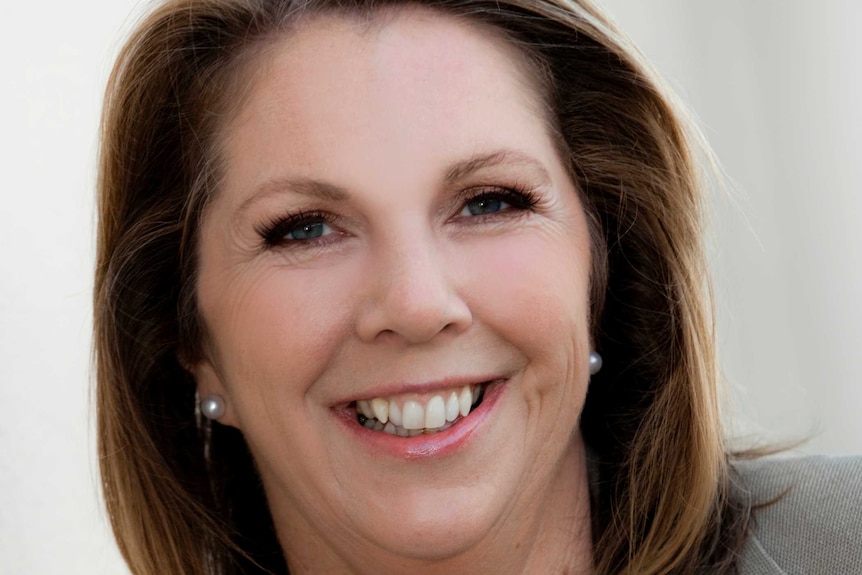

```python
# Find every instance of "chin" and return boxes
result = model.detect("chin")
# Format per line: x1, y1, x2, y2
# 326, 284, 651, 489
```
362, 487, 501, 561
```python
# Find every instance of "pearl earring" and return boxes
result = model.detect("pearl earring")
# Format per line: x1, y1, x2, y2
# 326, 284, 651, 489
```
200, 394, 226, 420
589, 351, 603, 375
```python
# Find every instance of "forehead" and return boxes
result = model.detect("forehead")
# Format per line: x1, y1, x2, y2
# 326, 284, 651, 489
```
218, 6, 554, 199
245, 6, 545, 111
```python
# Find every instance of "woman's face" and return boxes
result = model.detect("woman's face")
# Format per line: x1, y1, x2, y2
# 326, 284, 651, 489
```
194, 7, 594, 567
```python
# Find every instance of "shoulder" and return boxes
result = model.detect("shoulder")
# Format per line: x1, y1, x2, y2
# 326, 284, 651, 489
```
732, 455, 862, 575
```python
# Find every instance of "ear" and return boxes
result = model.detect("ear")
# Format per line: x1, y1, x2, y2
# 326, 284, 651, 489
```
189, 357, 240, 429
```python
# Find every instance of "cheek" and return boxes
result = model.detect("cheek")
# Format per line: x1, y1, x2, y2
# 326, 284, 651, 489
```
199, 260, 360, 400
459, 229, 592, 402
462, 230, 591, 339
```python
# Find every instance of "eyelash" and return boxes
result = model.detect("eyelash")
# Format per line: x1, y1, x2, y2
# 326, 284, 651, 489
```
460, 185, 539, 216
256, 209, 337, 249
256, 185, 540, 249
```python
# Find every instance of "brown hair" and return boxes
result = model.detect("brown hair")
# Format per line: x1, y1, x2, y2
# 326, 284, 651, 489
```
94, 0, 750, 573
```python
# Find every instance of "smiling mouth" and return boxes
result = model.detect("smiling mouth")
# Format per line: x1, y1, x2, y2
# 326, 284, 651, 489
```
353, 383, 488, 437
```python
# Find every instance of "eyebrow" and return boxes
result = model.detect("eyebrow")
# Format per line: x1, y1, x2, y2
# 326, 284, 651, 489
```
237, 148, 551, 215
444, 149, 551, 186
237, 178, 349, 215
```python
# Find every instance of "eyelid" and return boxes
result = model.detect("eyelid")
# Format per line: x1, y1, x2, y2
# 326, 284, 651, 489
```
451, 185, 540, 219
256, 210, 341, 249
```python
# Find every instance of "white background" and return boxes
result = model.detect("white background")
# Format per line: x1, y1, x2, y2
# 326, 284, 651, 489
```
1, 0, 860, 572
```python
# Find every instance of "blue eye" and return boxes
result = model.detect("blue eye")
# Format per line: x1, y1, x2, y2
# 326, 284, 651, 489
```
462, 196, 507, 216
258, 211, 336, 248
458, 188, 538, 218
287, 221, 332, 240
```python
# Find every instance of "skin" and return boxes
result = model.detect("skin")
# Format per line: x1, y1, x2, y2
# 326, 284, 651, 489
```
193, 7, 595, 574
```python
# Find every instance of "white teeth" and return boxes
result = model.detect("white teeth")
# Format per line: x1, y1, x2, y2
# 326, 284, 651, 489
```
425, 395, 446, 429
445, 392, 460, 422
358, 383, 487, 434
371, 398, 389, 424
459, 386, 472, 417
388, 401, 402, 427
357, 400, 373, 419
402, 400, 425, 430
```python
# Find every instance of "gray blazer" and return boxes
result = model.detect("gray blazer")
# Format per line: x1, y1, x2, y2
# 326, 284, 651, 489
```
735, 455, 862, 574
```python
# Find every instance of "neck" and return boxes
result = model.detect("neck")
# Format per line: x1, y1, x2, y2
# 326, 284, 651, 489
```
274, 440, 593, 575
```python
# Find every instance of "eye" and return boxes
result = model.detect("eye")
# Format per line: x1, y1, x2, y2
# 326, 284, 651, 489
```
461, 195, 507, 216
287, 220, 333, 240
458, 187, 539, 218
257, 211, 337, 248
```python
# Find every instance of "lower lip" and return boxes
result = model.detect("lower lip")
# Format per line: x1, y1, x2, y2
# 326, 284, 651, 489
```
333, 380, 507, 459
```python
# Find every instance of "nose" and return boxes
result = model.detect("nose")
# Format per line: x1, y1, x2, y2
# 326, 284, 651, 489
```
355, 229, 472, 345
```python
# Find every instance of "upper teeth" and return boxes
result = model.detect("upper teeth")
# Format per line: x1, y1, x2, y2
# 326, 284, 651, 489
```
356, 385, 482, 435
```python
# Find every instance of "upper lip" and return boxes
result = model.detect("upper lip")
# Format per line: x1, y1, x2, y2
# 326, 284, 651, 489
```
331, 374, 507, 406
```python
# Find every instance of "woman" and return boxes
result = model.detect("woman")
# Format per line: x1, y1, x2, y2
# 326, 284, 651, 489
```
93, 0, 860, 574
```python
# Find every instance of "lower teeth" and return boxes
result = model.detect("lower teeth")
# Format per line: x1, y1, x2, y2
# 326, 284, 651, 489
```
361, 416, 455, 436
